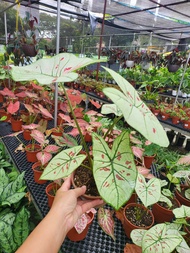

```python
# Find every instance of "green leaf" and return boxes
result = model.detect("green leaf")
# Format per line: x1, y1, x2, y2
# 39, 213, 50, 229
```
185, 188, 190, 200
0, 216, 17, 253
135, 174, 161, 207
173, 205, 190, 219
40, 146, 86, 180
13, 207, 30, 247
0, 169, 9, 196
142, 223, 182, 253
1, 172, 26, 206
11, 53, 106, 84
92, 131, 137, 210
102, 67, 169, 147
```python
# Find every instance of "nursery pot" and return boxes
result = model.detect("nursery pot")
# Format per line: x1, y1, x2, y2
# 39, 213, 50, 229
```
25, 144, 41, 163
143, 155, 156, 169
185, 139, 190, 151
32, 161, 47, 184
174, 135, 186, 147
120, 203, 154, 239
67, 212, 94, 241
166, 130, 176, 145
11, 118, 23, 132
23, 129, 32, 141
45, 182, 60, 208
184, 217, 190, 247
126, 60, 134, 68
175, 185, 190, 207
152, 197, 181, 223
167, 64, 180, 73
0, 109, 11, 122
22, 44, 37, 57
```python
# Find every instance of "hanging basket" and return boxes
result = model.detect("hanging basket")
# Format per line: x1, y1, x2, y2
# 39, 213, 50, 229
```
22, 44, 37, 57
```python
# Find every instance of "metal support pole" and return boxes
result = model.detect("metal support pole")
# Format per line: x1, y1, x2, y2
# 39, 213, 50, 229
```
54, 0, 61, 128
4, 12, 8, 45
96, 0, 108, 80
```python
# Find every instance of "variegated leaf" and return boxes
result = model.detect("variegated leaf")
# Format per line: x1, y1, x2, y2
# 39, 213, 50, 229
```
44, 145, 60, 153
40, 146, 86, 180
36, 151, 52, 165
131, 229, 146, 247
30, 129, 46, 145
92, 131, 137, 210
135, 174, 161, 207
98, 208, 115, 241
142, 224, 182, 253
7, 101, 20, 115
11, 53, 106, 84
101, 67, 169, 147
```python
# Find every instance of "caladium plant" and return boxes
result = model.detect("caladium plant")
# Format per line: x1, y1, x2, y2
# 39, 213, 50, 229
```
131, 205, 190, 253
10, 53, 169, 240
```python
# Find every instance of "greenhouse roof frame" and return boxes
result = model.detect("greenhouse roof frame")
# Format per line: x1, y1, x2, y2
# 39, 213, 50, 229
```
1, 0, 190, 41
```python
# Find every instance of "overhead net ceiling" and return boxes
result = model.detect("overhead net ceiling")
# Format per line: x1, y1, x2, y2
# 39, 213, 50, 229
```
2, 0, 190, 41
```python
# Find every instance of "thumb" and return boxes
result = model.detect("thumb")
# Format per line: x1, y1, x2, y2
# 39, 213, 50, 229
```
73, 185, 86, 198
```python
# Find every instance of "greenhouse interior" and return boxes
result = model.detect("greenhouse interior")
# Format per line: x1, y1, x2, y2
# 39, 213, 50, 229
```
0, 0, 190, 252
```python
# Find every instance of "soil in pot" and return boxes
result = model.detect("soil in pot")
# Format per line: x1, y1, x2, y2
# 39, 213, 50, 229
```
25, 144, 41, 163
73, 166, 99, 198
122, 203, 154, 238
32, 161, 47, 184
46, 182, 60, 208
152, 197, 180, 223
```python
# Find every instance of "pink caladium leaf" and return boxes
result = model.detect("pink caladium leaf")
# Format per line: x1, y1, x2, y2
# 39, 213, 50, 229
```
30, 129, 47, 145
32, 82, 43, 90
0, 87, 15, 98
22, 123, 39, 130
131, 146, 144, 160
74, 213, 88, 234
89, 99, 101, 109
177, 154, 190, 165
25, 91, 39, 99
98, 208, 115, 241
130, 132, 142, 145
58, 113, 71, 123
44, 145, 60, 154
15, 91, 26, 98
24, 104, 35, 114
7, 101, 20, 115
92, 131, 137, 210
38, 104, 53, 119
85, 110, 99, 116
37, 151, 52, 165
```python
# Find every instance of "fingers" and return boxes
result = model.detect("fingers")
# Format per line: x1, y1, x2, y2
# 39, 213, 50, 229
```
80, 199, 104, 213
73, 185, 87, 198
60, 176, 72, 191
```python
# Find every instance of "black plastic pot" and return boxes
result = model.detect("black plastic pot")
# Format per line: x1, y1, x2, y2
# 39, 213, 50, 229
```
166, 130, 176, 145
174, 135, 186, 147
185, 139, 190, 151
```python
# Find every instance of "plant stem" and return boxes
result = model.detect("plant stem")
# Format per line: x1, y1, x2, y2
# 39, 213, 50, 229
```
61, 84, 92, 169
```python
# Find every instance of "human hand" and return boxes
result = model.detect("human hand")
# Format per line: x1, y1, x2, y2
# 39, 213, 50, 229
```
50, 177, 103, 233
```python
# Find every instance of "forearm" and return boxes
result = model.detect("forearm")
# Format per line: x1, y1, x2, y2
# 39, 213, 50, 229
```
16, 209, 68, 253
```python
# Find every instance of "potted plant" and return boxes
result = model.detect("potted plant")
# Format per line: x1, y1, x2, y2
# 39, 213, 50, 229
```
115, 173, 160, 239
165, 48, 186, 72
131, 205, 190, 252
10, 53, 169, 238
